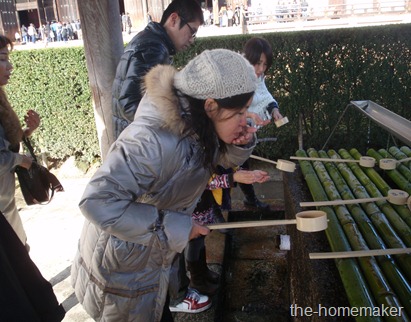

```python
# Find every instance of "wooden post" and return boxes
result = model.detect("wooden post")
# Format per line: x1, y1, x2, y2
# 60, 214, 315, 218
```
77, 0, 124, 160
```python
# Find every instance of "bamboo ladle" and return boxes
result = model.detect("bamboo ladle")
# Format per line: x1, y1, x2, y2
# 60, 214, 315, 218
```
379, 157, 411, 170
300, 189, 410, 207
290, 156, 376, 168
207, 210, 327, 232
275, 116, 289, 128
309, 247, 411, 259
250, 155, 296, 172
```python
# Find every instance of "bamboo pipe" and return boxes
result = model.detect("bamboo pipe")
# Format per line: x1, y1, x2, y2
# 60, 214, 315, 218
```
309, 248, 411, 259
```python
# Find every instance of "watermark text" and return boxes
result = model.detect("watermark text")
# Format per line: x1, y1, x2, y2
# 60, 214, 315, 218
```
290, 304, 404, 317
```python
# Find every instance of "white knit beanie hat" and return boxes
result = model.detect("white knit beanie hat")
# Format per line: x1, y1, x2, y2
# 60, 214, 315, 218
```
174, 49, 257, 100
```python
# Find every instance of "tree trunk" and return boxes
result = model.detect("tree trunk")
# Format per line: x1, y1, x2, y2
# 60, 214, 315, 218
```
77, 0, 124, 160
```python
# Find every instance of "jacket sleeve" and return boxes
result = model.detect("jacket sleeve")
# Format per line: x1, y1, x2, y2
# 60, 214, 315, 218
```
0, 136, 23, 177
78, 130, 192, 253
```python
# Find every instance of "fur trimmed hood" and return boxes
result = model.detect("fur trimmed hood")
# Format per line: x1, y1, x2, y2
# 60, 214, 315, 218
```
141, 64, 190, 137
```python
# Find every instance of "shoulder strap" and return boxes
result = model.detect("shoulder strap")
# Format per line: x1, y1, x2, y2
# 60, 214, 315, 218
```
45, 168, 64, 194
22, 137, 38, 163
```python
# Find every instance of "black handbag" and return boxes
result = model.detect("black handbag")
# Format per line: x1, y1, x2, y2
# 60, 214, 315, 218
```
15, 137, 64, 206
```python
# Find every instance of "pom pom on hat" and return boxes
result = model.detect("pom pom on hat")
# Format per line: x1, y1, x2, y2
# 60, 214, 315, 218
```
174, 49, 257, 100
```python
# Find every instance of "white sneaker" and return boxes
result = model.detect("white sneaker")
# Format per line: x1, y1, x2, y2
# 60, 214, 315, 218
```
169, 288, 212, 313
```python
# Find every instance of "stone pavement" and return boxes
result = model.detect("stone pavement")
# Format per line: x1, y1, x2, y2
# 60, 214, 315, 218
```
16, 158, 283, 321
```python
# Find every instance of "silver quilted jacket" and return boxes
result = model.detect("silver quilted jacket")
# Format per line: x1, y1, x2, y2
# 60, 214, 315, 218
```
71, 65, 255, 321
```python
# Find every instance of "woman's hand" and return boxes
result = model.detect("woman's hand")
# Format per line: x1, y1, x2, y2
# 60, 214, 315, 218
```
247, 111, 270, 128
19, 154, 33, 169
189, 221, 210, 240
233, 169, 270, 184
272, 108, 283, 121
23, 110, 40, 137
232, 125, 256, 145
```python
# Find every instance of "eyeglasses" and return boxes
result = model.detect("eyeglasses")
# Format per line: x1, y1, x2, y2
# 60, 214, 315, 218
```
180, 16, 197, 39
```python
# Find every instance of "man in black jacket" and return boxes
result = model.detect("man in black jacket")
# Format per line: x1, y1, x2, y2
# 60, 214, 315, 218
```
112, 0, 204, 139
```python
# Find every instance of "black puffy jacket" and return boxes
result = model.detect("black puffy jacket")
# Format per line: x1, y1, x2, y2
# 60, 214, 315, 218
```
112, 22, 176, 138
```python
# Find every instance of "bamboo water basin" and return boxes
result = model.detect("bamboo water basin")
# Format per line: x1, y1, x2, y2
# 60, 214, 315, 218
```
288, 145, 411, 319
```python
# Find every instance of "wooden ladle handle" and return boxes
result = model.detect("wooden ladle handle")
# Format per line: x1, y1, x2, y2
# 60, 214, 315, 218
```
207, 219, 297, 230
207, 211, 327, 233
309, 248, 411, 259
290, 156, 375, 167
290, 156, 355, 163
250, 154, 277, 165
398, 157, 411, 163
300, 190, 409, 207
250, 155, 296, 172
300, 197, 385, 207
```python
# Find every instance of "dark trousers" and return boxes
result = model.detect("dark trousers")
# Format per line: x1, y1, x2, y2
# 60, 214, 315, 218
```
161, 294, 174, 322
0, 211, 65, 322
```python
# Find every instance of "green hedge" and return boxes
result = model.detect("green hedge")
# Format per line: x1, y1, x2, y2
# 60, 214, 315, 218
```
9, 46, 99, 163
8, 23, 411, 164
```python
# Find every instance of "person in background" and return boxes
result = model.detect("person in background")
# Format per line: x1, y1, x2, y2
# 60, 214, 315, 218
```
27, 23, 37, 43
112, 0, 204, 139
37, 24, 44, 42
50, 28, 55, 42
0, 35, 40, 249
239, 36, 284, 210
56, 21, 62, 42
227, 6, 234, 27
50, 21, 57, 41
44, 22, 51, 45
121, 12, 127, 32
126, 12, 132, 34
14, 31, 21, 43
71, 49, 258, 322
203, 7, 211, 26
21, 24, 28, 43
67, 22, 74, 40
70, 20, 78, 39
61, 23, 68, 43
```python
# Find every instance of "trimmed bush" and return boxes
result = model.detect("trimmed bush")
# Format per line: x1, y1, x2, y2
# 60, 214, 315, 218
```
9, 46, 99, 163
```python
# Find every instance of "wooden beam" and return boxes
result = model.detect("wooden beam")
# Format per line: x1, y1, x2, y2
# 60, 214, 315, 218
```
77, 0, 124, 160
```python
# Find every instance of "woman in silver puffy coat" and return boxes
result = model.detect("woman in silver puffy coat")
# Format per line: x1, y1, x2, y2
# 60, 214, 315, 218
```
71, 49, 258, 322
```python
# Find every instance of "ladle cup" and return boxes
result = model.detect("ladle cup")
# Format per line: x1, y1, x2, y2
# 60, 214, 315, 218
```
300, 189, 409, 207
275, 116, 289, 128
250, 155, 296, 172
379, 157, 411, 170
207, 210, 327, 233
290, 156, 375, 168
